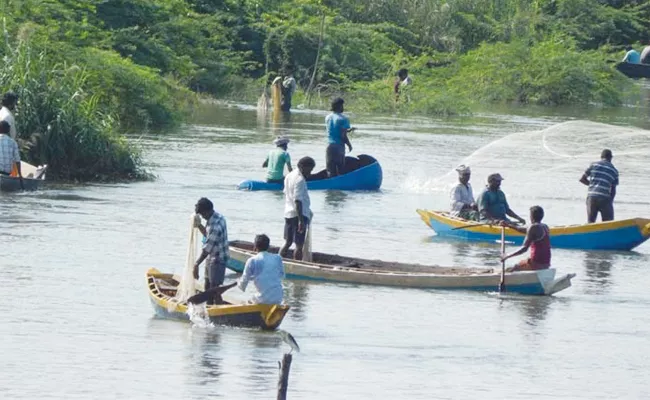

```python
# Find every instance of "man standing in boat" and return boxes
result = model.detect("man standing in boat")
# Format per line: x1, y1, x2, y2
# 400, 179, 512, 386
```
500, 206, 551, 271
238, 234, 285, 304
580, 149, 619, 223
0, 91, 18, 140
449, 164, 478, 220
280, 156, 314, 260
325, 97, 354, 177
263, 136, 293, 184
193, 198, 230, 292
477, 173, 526, 224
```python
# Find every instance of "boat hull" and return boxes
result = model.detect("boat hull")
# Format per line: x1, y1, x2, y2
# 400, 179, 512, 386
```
416, 209, 650, 251
146, 268, 289, 330
237, 161, 382, 191
227, 242, 574, 295
0, 162, 46, 192
616, 62, 650, 79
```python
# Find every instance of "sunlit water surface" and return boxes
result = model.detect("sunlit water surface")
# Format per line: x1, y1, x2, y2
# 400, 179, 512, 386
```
2, 103, 650, 399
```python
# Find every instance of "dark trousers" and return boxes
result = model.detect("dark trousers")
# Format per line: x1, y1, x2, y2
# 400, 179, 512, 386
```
204, 258, 226, 290
587, 196, 614, 223
326, 143, 345, 177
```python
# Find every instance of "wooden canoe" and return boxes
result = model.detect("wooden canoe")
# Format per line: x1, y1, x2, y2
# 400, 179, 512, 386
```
416, 209, 650, 251
227, 241, 575, 296
146, 268, 289, 330
0, 162, 46, 192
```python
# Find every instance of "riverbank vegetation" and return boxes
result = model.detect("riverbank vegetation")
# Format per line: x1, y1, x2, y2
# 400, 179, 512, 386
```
1, 0, 647, 179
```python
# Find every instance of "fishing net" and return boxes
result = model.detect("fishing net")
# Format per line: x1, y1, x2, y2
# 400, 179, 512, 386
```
419, 120, 650, 204
174, 214, 201, 304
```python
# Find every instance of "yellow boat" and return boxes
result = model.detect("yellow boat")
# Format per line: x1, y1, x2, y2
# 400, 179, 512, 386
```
145, 268, 289, 330
416, 209, 650, 251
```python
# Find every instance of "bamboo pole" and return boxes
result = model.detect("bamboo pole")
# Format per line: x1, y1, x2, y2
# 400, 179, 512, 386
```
277, 353, 293, 400
306, 14, 326, 107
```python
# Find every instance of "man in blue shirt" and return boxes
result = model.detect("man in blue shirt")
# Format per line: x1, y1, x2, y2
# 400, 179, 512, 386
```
622, 46, 641, 64
477, 173, 525, 224
580, 149, 619, 223
325, 97, 354, 177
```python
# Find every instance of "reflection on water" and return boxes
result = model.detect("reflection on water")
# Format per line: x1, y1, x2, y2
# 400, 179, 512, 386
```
190, 330, 223, 387
324, 190, 348, 210
583, 252, 614, 294
284, 281, 311, 322
510, 296, 556, 330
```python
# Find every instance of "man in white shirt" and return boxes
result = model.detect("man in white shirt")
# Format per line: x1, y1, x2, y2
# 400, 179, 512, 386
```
280, 156, 315, 260
237, 234, 285, 304
0, 92, 18, 140
449, 164, 478, 220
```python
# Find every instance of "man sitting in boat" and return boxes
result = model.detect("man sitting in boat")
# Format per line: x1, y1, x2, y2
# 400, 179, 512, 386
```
280, 156, 314, 260
263, 136, 293, 184
477, 173, 526, 224
325, 97, 354, 177
193, 197, 230, 294
449, 164, 478, 220
0, 121, 24, 189
500, 206, 551, 271
237, 234, 285, 304
622, 46, 641, 64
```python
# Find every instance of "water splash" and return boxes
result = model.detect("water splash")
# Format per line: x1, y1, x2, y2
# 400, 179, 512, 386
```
187, 303, 214, 329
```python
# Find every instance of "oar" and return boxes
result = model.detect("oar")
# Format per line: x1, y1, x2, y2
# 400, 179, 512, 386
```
499, 226, 506, 293
188, 282, 237, 305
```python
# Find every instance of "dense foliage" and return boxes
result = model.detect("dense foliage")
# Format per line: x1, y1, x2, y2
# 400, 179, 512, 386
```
0, 0, 648, 179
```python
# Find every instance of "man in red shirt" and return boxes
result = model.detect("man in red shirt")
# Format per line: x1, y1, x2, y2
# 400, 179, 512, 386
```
500, 205, 551, 271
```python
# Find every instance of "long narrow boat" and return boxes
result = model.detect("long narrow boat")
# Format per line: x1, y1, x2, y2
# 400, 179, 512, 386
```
146, 268, 289, 330
0, 162, 46, 192
237, 158, 382, 191
416, 209, 650, 251
227, 241, 575, 296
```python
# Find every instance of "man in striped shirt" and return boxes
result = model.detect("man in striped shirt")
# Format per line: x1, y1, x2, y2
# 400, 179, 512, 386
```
193, 197, 230, 292
580, 149, 619, 223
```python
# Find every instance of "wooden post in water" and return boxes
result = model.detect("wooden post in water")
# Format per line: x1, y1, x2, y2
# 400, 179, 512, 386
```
277, 353, 293, 400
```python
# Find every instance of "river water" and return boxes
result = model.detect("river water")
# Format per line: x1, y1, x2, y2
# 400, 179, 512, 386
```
1, 102, 649, 399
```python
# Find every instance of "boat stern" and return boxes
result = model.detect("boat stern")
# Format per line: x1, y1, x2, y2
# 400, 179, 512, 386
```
536, 269, 576, 295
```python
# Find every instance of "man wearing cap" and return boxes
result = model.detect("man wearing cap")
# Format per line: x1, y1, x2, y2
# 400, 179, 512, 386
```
477, 173, 525, 224
280, 156, 315, 260
325, 97, 354, 177
263, 136, 293, 184
193, 198, 230, 292
580, 149, 619, 223
0, 92, 18, 140
449, 164, 478, 220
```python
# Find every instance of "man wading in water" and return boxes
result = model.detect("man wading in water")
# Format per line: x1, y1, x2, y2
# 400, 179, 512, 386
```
193, 198, 230, 296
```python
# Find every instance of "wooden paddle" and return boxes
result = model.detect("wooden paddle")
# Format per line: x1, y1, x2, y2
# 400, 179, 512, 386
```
187, 282, 237, 305
499, 226, 506, 292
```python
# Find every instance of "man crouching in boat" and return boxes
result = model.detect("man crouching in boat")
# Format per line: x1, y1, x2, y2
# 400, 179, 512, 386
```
237, 234, 285, 304
193, 198, 230, 292
280, 156, 314, 260
500, 205, 551, 272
